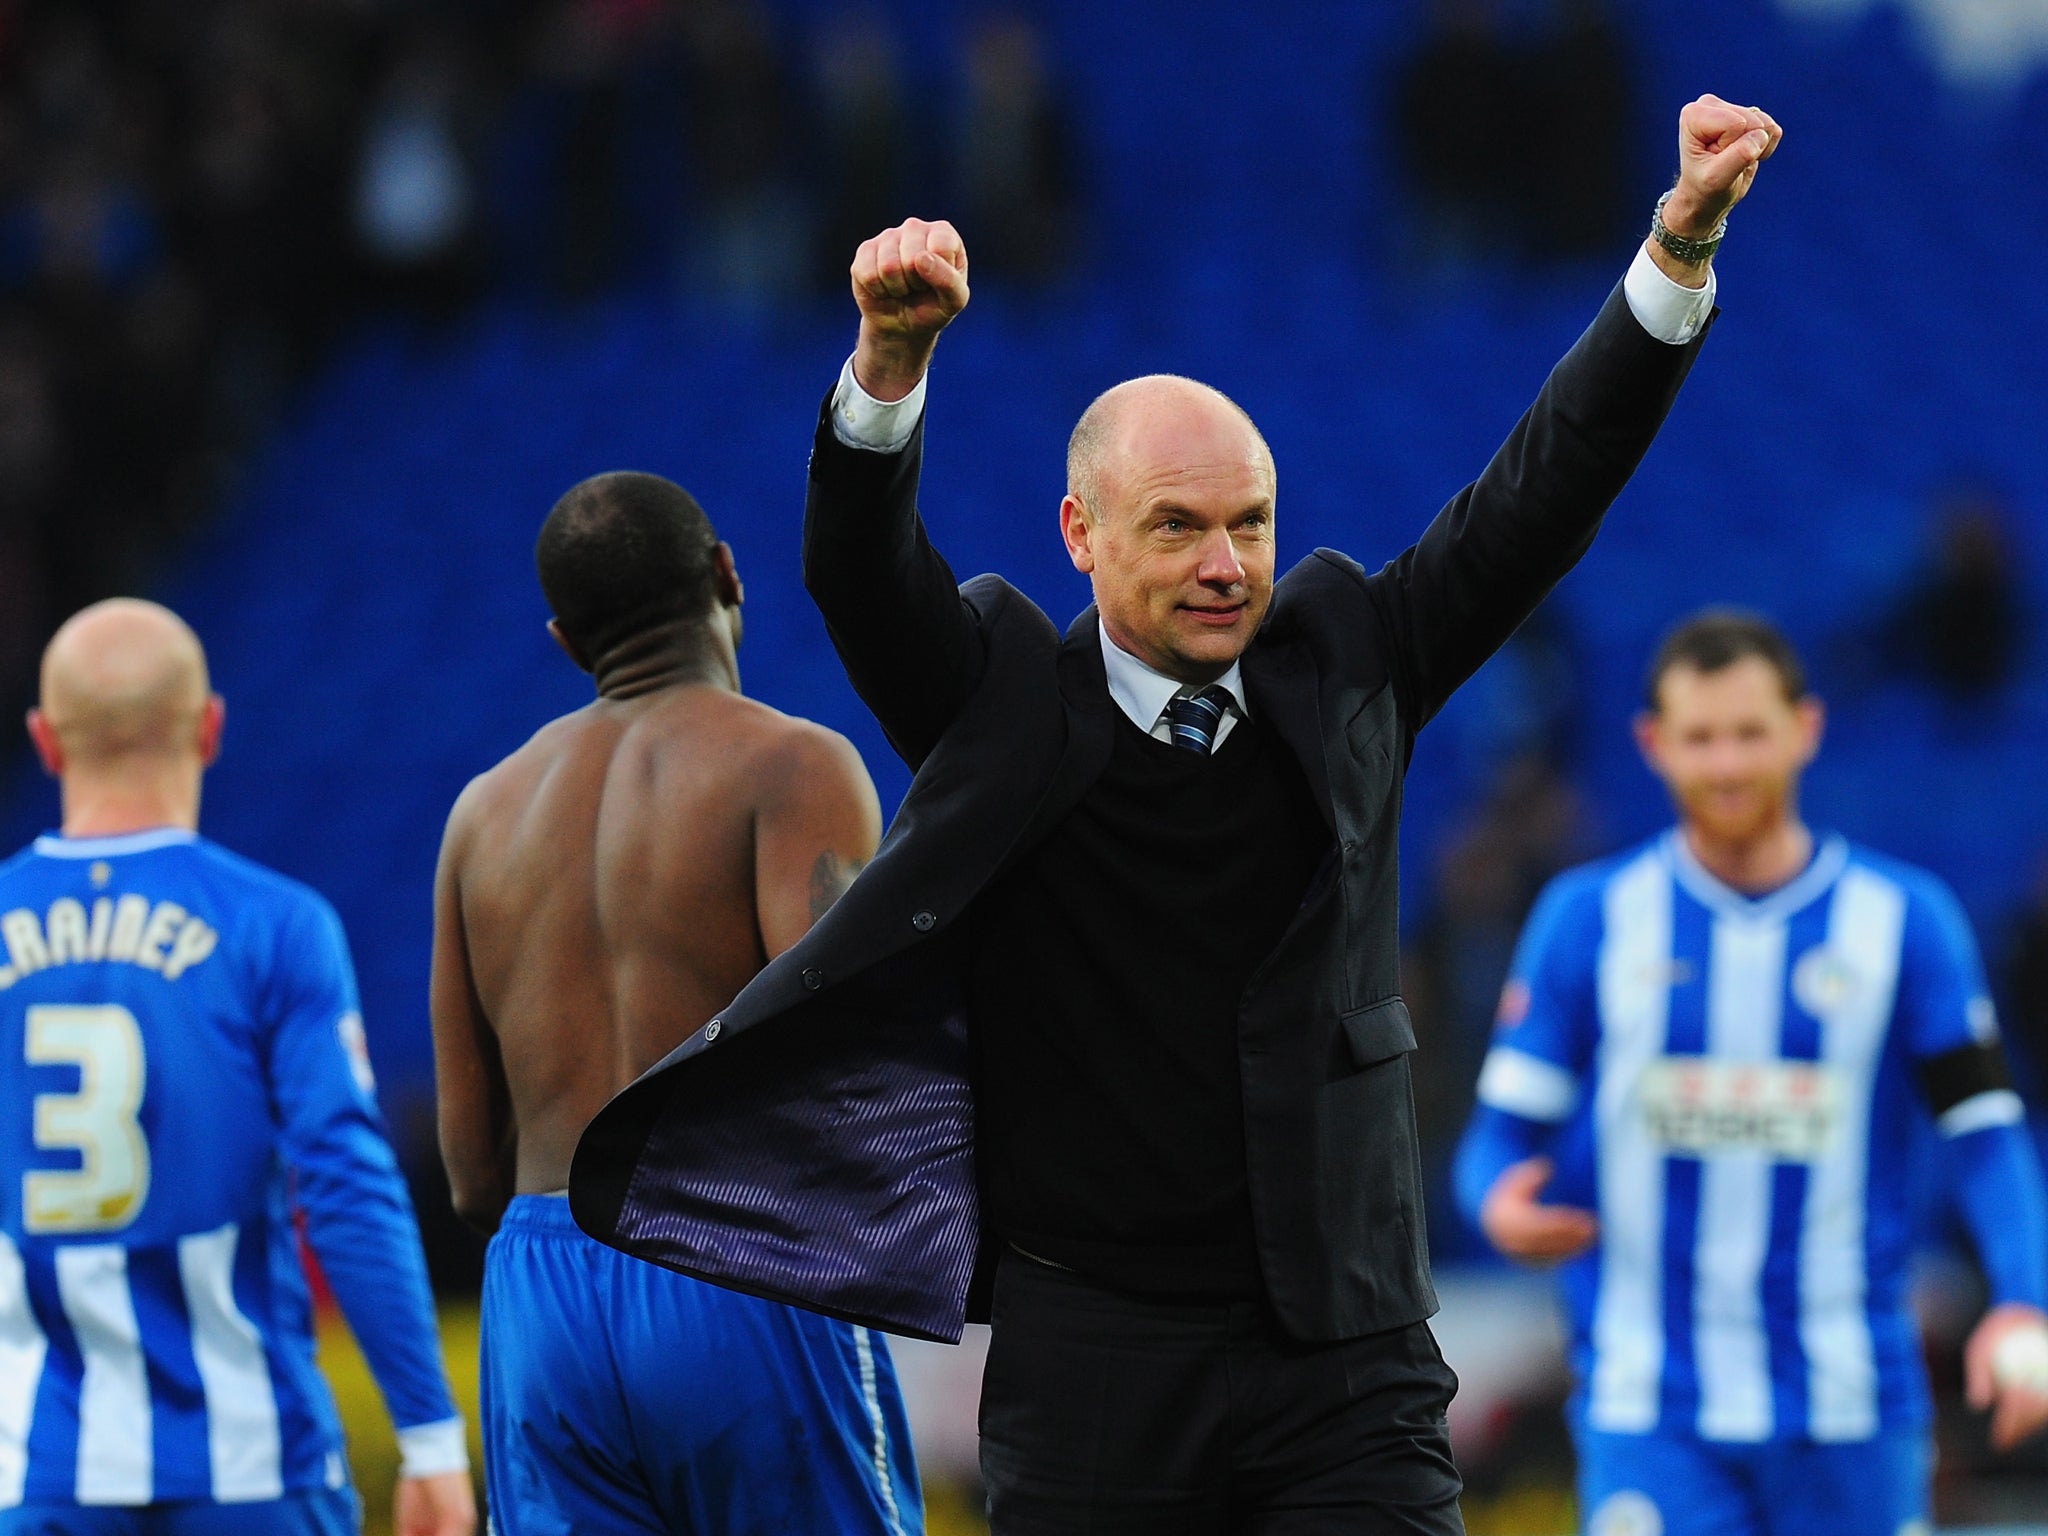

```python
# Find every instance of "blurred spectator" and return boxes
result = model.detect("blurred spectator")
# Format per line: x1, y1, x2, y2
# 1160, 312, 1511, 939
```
955, 12, 1077, 285
353, 22, 486, 319
0, 0, 1109, 727
526, 0, 649, 303
1389, 0, 1636, 269
0, 318, 63, 534
1844, 480, 2027, 705
176, 1, 361, 421
2001, 856, 2048, 1102
809, 8, 912, 280
7, 146, 161, 298
0, 317, 58, 720
1521, 0, 1635, 258
1390, 0, 1518, 270
681, 0, 813, 306
1404, 751, 1591, 1247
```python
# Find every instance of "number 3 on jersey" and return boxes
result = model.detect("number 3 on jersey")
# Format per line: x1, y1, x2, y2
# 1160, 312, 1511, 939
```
23, 1003, 150, 1232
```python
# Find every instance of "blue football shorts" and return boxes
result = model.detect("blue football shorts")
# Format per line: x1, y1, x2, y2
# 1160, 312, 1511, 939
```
1576, 1421, 1931, 1536
479, 1193, 921, 1536
0, 1486, 358, 1536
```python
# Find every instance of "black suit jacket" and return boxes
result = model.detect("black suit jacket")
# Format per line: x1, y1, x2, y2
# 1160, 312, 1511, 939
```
570, 280, 1711, 1343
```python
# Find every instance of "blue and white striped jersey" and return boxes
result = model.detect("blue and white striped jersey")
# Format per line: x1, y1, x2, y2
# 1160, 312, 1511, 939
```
0, 829, 462, 1509
1458, 830, 2048, 1444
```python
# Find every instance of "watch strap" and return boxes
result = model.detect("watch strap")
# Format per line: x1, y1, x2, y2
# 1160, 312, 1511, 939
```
1651, 189, 1726, 265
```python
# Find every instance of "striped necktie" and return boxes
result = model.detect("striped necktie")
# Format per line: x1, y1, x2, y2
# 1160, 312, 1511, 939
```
1164, 685, 1233, 755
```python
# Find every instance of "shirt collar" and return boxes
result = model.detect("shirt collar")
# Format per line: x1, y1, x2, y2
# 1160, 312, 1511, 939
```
34, 827, 200, 859
1097, 619, 1249, 735
1663, 828, 1850, 924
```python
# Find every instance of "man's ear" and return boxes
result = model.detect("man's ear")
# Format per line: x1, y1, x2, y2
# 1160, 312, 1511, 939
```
26, 709, 62, 778
1059, 494, 1097, 575
712, 542, 743, 611
548, 619, 594, 674
1631, 709, 1662, 776
196, 695, 226, 767
1794, 695, 1825, 767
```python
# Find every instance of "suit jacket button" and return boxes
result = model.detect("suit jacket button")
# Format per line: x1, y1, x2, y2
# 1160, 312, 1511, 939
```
704, 1019, 722, 1042
911, 910, 937, 933
801, 967, 826, 990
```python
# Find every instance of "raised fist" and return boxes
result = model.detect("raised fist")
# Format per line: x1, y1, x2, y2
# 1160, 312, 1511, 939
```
1664, 95, 1782, 240
850, 217, 969, 402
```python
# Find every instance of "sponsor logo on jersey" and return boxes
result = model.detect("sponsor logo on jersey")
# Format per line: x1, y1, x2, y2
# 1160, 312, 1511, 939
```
1637, 1056, 1842, 1160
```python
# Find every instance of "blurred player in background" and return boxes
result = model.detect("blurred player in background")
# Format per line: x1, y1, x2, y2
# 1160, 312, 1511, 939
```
0, 600, 474, 1536
431, 472, 918, 1535
1456, 609, 2048, 1536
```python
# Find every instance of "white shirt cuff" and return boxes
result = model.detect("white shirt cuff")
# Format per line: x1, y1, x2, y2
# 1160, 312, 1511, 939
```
1623, 241, 1716, 345
397, 1416, 470, 1478
829, 354, 926, 453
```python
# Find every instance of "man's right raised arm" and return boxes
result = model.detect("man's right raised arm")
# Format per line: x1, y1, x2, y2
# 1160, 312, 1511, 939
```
804, 217, 982, 768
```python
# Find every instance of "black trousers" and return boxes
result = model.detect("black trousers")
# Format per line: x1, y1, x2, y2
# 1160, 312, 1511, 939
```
979, 1251, 1466, 1535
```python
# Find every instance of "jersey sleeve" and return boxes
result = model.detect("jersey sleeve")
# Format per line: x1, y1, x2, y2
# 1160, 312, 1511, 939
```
263, 893, 465, 1458
1454, 871, 1602, 1228
1896, 875, 2025, 1135
1473, 872, 1601, 1121
1896, 875, 2048, 1309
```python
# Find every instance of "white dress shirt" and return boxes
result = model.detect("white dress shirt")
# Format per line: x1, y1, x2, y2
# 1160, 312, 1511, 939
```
1098, 621, 1248, 749
827, 243, 1716, 454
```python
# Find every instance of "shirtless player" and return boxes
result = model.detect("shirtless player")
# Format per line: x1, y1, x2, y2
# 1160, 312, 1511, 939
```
429, 472, 922, 1536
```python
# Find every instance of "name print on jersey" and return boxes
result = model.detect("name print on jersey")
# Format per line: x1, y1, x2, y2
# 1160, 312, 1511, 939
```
0, 893, 220, 989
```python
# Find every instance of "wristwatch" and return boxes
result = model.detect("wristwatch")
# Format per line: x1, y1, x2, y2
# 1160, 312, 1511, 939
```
1650, 189, 1725, 265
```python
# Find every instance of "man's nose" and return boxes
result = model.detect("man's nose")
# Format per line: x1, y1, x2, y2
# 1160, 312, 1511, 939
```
1196, 528, 1245, 586
1702, 741, 1754, 777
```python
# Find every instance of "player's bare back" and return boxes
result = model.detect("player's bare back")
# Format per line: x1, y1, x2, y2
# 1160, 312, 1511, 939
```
437, 685, 875, 1210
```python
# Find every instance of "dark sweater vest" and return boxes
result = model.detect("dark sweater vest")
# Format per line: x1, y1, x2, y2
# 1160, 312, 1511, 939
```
968, 704, 1330, 1299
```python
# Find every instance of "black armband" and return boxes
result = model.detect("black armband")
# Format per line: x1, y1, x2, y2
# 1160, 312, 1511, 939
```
1916, 1039, 2017, 1117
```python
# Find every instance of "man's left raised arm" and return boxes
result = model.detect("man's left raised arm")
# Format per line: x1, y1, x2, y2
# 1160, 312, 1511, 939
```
1369, 95, 1782, 729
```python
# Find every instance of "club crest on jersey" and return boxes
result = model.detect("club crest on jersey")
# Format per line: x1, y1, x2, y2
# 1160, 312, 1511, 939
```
1791, 944, 1860, 1019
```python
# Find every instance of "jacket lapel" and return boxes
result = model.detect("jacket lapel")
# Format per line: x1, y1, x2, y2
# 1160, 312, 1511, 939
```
1242, 637, 1336, 832
1006, 607, 1117, 859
